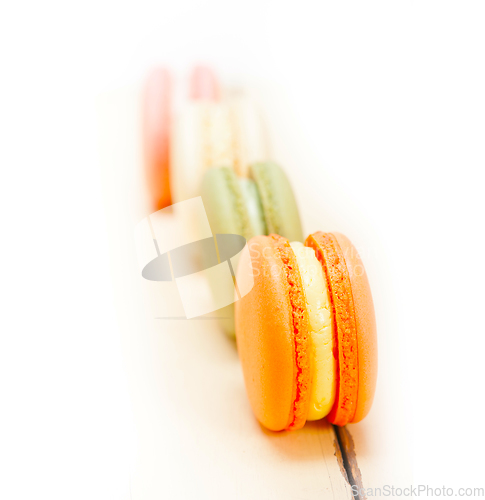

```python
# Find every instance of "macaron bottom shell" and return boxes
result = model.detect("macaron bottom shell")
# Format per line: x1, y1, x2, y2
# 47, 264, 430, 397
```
331, 232, 378, 423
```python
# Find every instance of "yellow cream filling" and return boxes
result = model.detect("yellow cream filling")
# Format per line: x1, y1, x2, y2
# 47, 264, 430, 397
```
290, 242, 336, 420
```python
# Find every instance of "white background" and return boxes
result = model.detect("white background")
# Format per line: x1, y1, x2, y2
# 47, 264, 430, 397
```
1, 1, 484, 498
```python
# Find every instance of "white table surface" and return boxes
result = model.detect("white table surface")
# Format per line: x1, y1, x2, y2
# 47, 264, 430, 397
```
97, 84, 412, 499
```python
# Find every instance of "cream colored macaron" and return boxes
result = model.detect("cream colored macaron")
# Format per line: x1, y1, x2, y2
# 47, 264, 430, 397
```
171, 96, 268, 202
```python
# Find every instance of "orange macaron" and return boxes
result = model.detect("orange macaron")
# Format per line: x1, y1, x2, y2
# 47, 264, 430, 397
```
235, 232, 377, 431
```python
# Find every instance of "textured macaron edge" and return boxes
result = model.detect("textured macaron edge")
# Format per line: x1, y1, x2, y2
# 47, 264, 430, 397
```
305, 232, 359, 426
269, 234, 311, 430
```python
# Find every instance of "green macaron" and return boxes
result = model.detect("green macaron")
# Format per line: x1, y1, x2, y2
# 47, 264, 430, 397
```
200, 162, 303, 337
249, 162, 303, 242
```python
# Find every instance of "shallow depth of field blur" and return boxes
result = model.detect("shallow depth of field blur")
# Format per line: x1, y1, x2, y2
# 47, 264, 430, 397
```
1, 2, 485, 499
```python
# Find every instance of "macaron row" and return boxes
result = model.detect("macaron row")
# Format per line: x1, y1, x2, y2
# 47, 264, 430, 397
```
143, 65, 305, 335
200, 163, 303, 336
143, 66, 268, 209
142, 66, 377, 430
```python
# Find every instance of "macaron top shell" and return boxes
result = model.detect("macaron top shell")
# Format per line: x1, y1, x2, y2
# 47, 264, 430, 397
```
305, 232, 359, 426
235, 234, 311, 431
332, 232, 378, 423
250, 162, 304, 243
